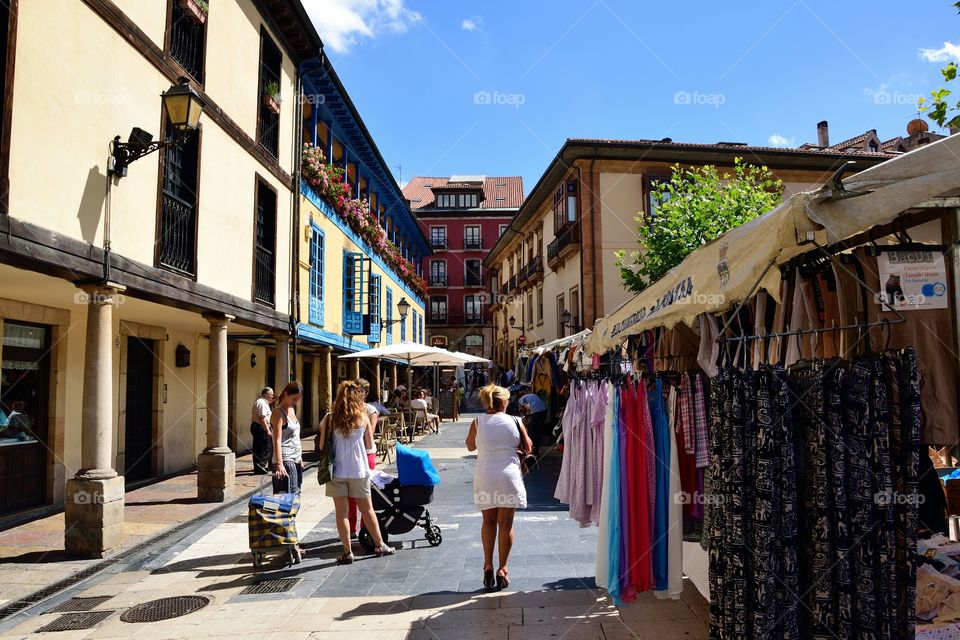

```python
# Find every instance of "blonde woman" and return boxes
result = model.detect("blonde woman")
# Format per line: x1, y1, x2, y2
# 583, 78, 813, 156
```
319, 380, 394, 564
466, 384, 532, 590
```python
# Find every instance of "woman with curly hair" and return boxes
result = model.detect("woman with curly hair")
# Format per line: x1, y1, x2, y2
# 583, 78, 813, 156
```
319, 380, 394, 564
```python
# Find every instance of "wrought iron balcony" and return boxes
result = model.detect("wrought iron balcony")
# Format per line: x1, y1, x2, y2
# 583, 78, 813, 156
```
547, 222, 580, 267
464, 274, 483, 288
158, 190, 197, 276
430, 312, 484, 325
170, 0, 205, 81
518, 256, 544, 285
463, 238, 482, 250
254, 245, 275, 305
430, 238, 447, 250
429, 276, 448, 287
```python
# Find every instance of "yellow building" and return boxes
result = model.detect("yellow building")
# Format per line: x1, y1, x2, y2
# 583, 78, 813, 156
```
485, 137, 896, 370
0, 0, 424, 557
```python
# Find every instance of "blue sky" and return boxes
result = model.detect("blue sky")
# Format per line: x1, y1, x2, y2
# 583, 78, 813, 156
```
304, 0, 960, 191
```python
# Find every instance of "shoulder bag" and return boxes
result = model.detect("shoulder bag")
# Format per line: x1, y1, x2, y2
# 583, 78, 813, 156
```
315, 414, 335, 485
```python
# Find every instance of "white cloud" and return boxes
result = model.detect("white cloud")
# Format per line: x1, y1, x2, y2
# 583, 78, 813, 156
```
920, 41, 960, 63
462, 17, 483, 31
303, 0, 423, 53
767, 134, 794, 147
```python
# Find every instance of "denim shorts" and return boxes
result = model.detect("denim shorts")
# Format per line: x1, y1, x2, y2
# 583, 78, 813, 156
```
272, 460, 303, 494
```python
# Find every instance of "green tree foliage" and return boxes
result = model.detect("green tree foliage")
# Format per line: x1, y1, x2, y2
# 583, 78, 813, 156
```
919, 2, 960, 128
615, 158, 783, 293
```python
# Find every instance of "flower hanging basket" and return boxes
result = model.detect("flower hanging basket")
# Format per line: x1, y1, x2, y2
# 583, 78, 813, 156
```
179, 0, 208, 24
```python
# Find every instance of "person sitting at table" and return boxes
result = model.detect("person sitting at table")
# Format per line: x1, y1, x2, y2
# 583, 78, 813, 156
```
410, 389, 440, 433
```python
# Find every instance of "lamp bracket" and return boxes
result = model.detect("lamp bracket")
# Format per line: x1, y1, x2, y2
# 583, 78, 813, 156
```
108, 129, 190, 178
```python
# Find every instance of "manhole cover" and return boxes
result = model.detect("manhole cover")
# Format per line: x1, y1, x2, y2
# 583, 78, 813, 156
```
44, 596, 113, 614
37, 610, 113, 632
120, 595, 210, 623
240, 577, 301, 595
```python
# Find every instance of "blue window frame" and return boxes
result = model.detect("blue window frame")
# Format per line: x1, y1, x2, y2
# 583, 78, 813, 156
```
343, 252, 368, 335
386, 288, 394, 345
368, 274, 382, 343
308, 225, 324, 325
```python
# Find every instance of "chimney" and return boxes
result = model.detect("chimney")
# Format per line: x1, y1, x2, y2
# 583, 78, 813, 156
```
817, 120, 830, 147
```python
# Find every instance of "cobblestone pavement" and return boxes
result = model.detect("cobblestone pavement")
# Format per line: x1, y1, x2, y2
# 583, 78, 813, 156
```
0, 415, 709, 639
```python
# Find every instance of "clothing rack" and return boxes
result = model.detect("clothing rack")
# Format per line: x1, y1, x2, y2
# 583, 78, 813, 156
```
716, 237, 907, 344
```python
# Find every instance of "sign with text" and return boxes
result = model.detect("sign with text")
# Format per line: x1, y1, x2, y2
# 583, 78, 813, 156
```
877, 249, 948, 310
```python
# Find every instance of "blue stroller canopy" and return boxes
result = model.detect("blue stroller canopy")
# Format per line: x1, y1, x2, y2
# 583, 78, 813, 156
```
396, 444, 441, 486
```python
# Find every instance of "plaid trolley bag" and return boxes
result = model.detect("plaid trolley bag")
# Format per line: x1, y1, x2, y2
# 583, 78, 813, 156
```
248, 489, 302, 568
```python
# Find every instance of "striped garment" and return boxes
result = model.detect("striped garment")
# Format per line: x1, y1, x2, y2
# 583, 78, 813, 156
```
692, 374, 710, 468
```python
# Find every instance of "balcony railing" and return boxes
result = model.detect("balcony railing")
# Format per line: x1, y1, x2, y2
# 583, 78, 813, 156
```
464, 274, 483, 287
254, 245, 275, 305
518, 256, 543, 284
429, 276, 448, 287
429, 312, 484, 325
509, 275, 517, 291
430, 239, 447, 250
464, 238, 482, 250
547, 222, 580, 265
170, 1, 205, 81
158, 190, 196, 276
501, 280, 510, 295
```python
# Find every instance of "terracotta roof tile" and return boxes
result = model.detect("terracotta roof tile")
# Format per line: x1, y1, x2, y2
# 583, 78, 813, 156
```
403, 176, 524, 210
567, 137, 897, 158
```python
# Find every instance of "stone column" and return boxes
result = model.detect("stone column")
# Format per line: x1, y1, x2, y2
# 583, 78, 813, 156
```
388, 363, 398, 393
318, 346, 333, 414
198, 314, 236, 502
65, 283, 125, 558
370, 359, 382, 403
349, 358, 360, 380
274, 331, 291, 391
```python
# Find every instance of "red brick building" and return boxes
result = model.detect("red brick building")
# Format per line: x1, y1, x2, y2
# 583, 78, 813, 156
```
404, 176, 523, 359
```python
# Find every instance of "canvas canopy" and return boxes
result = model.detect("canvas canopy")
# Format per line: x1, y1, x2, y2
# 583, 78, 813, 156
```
587, 133, 960, 355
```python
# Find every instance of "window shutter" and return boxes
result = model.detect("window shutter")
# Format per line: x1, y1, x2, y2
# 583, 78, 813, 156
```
343, 252, 368, 335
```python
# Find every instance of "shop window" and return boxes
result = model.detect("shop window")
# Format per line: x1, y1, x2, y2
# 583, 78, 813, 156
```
257, 28, 282, 158
169, 0, 206, 82
0, 321, 50, 514
253, 179, 277, 306
308, 225, 324, 325
157, 120, 199, 276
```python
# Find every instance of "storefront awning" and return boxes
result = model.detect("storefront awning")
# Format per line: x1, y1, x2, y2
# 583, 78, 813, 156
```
586, 133, 960, 355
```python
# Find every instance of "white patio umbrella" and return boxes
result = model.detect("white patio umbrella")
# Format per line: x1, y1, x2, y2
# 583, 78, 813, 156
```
338, 342, 449, 405
408, 350, 477, 398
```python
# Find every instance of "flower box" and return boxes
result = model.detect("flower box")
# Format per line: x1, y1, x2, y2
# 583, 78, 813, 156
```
179, 0, 208, 24
263, 94, 281, 115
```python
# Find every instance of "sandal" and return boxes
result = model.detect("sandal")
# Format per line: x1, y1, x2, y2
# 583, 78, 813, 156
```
336, 552, 354, 565
374, 545, 395, 557
496, 568, 510, 591
483, 566, 495, 590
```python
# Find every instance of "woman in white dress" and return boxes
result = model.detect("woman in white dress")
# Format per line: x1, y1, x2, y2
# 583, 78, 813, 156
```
466, 384, 532, 591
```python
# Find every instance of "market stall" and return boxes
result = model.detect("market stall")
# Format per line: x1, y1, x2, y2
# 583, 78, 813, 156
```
551, 133, 960, 638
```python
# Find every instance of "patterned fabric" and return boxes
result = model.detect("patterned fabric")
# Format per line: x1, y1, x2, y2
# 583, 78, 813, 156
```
692, 374, 710, 468
249, 493, 300, 549
678, 373, 695, 455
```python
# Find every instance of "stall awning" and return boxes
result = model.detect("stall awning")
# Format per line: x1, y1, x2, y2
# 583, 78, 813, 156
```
587, 133, 960, 355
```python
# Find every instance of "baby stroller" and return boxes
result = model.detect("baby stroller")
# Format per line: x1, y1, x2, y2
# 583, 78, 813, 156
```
359, 444, 442, 551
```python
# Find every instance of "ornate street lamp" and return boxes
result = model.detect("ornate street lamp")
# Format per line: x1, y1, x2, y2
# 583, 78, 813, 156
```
108, 77, 205, 177
381, 297, 411, 329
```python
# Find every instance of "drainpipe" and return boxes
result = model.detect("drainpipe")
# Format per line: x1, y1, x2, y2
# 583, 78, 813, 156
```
290, 66, 303, 378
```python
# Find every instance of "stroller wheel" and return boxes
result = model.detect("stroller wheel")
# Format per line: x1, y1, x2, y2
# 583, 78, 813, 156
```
426, 524, 442, 547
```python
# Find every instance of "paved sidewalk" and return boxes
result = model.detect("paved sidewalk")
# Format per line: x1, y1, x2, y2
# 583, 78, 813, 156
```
0, 449, 286, 608
0, 416, 710, 639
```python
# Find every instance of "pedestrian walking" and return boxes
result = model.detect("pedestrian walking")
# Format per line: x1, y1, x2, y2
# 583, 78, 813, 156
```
466, 384, 532, 591
319, 380, 394, 564
519, 392, 548, 456
271, 381, 304, 494
250, 387, 274, 474
347, 378, 379, 537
